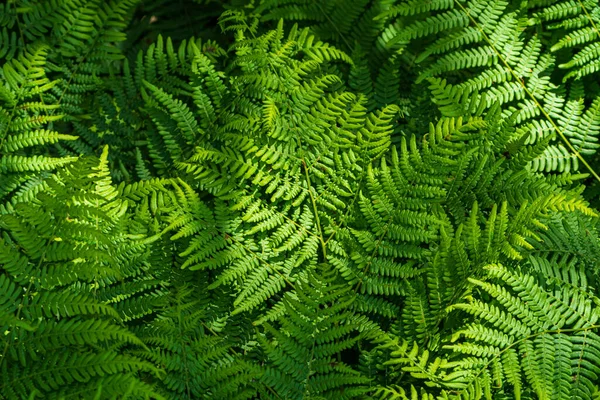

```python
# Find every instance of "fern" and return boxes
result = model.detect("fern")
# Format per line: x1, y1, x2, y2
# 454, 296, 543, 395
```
2, 1, 600, 399
375, 0, 600, 175
0, 148, 162, 399
448, 263, 600, 399
529, 0, 600, 81
134, 282, 262, 399
257, 263, 376, 399
373, 262, 600, 399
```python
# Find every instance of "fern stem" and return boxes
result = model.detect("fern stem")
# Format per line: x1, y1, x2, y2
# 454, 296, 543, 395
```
315, 3, 352, 51
576, 0, 600, 41
302, 158, 328, 262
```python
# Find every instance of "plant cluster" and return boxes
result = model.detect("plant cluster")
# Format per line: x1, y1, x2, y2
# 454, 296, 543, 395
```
2, 0, 600, 398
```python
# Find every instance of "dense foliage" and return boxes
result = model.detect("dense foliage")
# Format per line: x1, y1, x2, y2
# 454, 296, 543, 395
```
3, 0, 600, 398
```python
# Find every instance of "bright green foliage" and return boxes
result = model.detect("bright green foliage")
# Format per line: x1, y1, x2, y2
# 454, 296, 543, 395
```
531, 0, 600, 81
0, 148, 161, 398
379, 0, 600, 175
374, 261, 600, 399
2, 0, 600, 399
257, 263, 376, 399
134, 282, 262, 399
